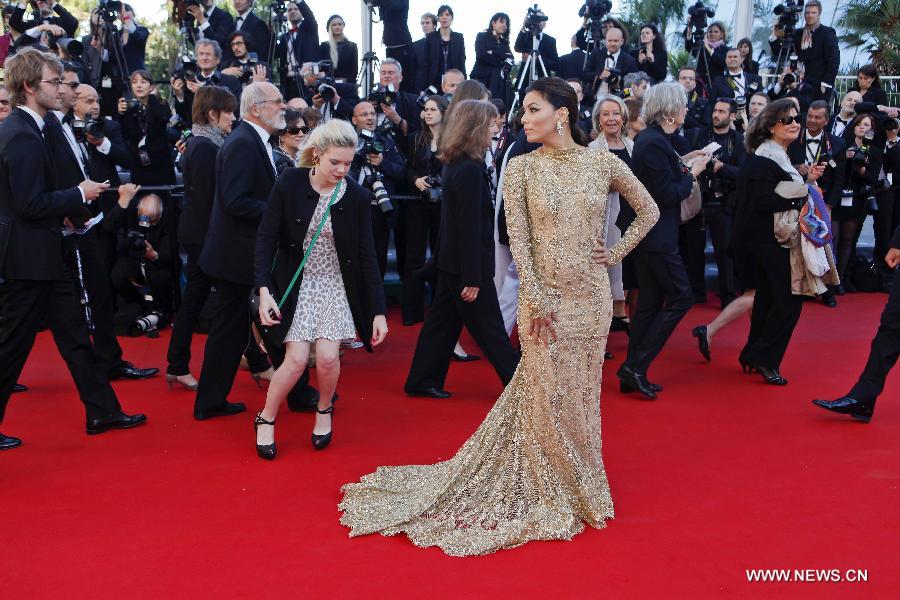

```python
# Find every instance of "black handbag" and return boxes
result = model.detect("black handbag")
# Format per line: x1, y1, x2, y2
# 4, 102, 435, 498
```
249, 181, 344, 355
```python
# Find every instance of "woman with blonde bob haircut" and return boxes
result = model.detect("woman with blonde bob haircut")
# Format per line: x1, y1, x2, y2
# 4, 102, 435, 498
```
252, 119, 388, 460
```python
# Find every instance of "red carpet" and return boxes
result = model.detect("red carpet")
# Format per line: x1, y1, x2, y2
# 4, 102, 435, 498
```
2, 294, 898, 598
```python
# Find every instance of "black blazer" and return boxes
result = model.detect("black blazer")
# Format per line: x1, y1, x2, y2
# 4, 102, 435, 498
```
711, 72, 763, 101
685, 40, 728, 85
379, 0, 412, 47
254, 168, 386, 352
197, 6, 235, 49
632, 46, 668, 83
11, 5, 78, 39
770, 25, 839, 89
470, 32, 513, 100
424, 30, 466, 89
43, 114, 86, 192
274, 2, 319, 79
892, 223, 900, 251
231, 11, 272, 61
411, 37, 429, 93
117, 95, 175, 185
623, 124, 694, 253
583, 48, 638, 91
122, 26, 149, 72
557, 48, 587, 82
199, 121, 276, 285
319, 40, 358, 82
513, 31, 559, 75
787, 130, 847, 208
436, 158, 494, 286
178, 136, 220, 247
853, 87, 889, 107
733, 154, 805, 248
0, 109, 86, 281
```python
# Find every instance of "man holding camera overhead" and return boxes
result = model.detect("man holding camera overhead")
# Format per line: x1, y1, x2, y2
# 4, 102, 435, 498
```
186, 0, 235, 50
10, 0, 78, 40
769, 0, 839, 102
171, 39, 241, 126
273, 1, 319, 101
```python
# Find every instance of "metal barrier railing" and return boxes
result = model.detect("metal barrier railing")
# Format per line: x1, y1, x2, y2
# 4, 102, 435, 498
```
757, 75, 900, 107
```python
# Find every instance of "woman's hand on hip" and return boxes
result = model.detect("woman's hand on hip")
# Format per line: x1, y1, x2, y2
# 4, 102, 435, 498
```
592, 238, 610, 266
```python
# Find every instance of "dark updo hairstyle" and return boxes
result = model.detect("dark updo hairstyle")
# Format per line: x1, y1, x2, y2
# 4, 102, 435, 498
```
524, 77, 589, 146
745, 98, 797, 153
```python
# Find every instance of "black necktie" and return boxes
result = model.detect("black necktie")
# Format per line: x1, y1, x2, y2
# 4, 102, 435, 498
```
235, 16, 243, 29
806, 138, 821, 145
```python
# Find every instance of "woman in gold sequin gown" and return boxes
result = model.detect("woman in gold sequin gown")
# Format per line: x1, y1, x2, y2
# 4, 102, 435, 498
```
339, 78, 659, 556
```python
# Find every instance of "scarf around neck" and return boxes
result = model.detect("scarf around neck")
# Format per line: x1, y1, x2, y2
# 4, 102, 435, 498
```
191, 123, 227, 147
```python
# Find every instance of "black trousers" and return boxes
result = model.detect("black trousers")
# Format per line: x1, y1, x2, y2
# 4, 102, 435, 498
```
849, 267, 900, 404
62, 227, 124, 374
704, 205, 737, 303
873, 190, 897, 274
740, 243, 804, 370
194, 279, 268, 412
166, 244, 209, 376
371, 205, 391, 277
400, 200, 440, 322
678, 214, 707, 300
622, 249, 694, 375
406, 271, 519, 390
110, 255, 174, 314
0, 277, 121, 423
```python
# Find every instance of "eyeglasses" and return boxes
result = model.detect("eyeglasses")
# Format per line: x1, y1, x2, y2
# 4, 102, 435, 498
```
254, 97, 285, 106
777, 115, 802, 125
40, 79, 64, 87
0, 99, 9, 106
286, 126, 311, 135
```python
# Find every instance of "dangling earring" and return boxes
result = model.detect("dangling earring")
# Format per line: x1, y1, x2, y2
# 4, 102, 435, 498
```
311, 154, 319, 175
663, 115, 676, 126
556, 119, 564, 137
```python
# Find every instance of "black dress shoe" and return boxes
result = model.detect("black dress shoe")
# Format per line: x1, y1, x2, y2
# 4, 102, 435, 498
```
617, 366, 657, 400
451, 352, 481, 362
691, 325, 711, 362
86, 411, 147, 435
821, 291, 838, 308
12, 383, 27, 393
610, 316, 630, 333
1, 432, 23, 450
620, 378, 662, 393
812, 396, 874, 423
404, 386, 452, 399
193, 401, 247, 420
834, 284, 846, 296
108, 362, 160, 380
752, 365, 787, 386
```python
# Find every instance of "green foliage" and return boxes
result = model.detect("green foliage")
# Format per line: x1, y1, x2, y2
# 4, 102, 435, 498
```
839, 0, 900, 73
668, 48, 690, 75
620, 0, 687, 39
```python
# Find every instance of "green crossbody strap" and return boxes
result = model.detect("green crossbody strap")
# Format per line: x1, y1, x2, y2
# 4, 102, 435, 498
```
276, 180, 344, 310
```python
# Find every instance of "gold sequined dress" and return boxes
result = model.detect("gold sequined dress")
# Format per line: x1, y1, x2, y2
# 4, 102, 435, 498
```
338, 147, 659, 556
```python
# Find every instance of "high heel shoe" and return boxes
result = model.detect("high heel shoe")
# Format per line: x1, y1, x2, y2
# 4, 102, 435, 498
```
451, 352, 481, 362
166, 373, 198, 391
312, 405, 333, 450
738, 357, 755, 374
691, 326, 711, 362
752, 365, 788, 386
253, 412, 276, 460
250, 367, 275, 387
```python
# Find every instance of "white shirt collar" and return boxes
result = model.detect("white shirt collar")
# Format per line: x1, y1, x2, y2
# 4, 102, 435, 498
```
19, 105, 45, 132
237, 9, 251, 19
807, 130, 823, 141
246, 119, 272, 149
728, 70, 743, 77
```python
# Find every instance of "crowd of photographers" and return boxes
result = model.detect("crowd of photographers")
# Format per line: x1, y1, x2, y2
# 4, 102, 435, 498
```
1, 0, 899, 400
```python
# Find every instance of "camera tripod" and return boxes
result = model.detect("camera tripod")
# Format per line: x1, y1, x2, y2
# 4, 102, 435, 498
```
687, 25, 713, 96
94, 10, 134, 103
508, 38, 549, 123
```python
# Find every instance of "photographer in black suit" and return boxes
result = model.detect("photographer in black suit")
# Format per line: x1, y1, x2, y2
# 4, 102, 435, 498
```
193, 82, 284, 420
513, 9, 559, 84
186, 0, 234, 49
221, 31, 271, 86
711, 48, 762, 108
678, 66, 711, 138
0, 48, 145, 450
10, 1, 78, 40
371, 58, 420, 152
405, 100, 519, 399
172, 39, 242, 127
296, 61, 357, 121
273, 1, 319, 101
380, 1, 415, 94
769, 0, 839, 102
229, 0, 271, 63
557, 36, 586, 83
583, 27, 636, 99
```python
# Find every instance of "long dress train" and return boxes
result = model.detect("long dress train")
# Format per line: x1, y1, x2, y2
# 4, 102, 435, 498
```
338, 147, 659, 556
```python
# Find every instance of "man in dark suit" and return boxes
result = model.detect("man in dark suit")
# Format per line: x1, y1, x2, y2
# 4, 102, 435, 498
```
171, 39, 242, 126
296, 61, 357, 121
711, 48, 762, 106
513, 11, 559, 84
557, 35, 587, 83
787, 99, 847, 307
678, 66, 711, 138
0, 48, 146, 450
583, 27, 637, 99
373, 58, 420, 152
193, 81, 284, 420
411, 12, 436, 95
769, 0, 839, 102
273, 0, 318, 101
220, 30, 271, 86
10, 1, 78, 39
814, 226, 900, 422
405, 153, 519, 399
187, 0, 235, 50
230, 0, 271, 63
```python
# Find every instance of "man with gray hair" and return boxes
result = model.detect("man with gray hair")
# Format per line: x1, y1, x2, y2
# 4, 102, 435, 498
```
171, 39, 242, 126
297, 61, 356, 120
623, 71, 651, 99
193, 82, 286, 420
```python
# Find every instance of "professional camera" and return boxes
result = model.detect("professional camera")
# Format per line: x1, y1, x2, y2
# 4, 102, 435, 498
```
314, 60, 332, 76
774, 0, 804, 36
359, 129, 385, 155
699, 152, 735, 197
687, 1, 715, 30
579, 0, 612, 19
606, 67, 622, 90
852, 132, 875, 168
173, 51, 198, 82
129, 310, 166, 336
315, 76, 337, 101
423, 175, 442, 203
126, 214, 152, 260
522, 4, 548, 35
97, 0, 123, 24
369, 83, 397, 107
364, 170, 394, 213
416, 85, 440, 109
270, 0, 288, 20
49, 36, 84, 58
71, 117, 106, 143
238, 52, 259, 84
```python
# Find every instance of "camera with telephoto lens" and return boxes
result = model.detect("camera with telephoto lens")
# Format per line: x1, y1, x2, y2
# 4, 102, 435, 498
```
423, 175, 442, 203
130, 310, 165, 336
852, 133, 875, 168
522, 4, 549, 35
173, 52, 198, 82
774, 0, 804, 37
97, 0, 122, 23
687, 1, 715, 30
359, 129, 385, 156
126, 214, 152, 259
605, 67, 622, 92
579, 0, 612, 19
238, 52, 259, 84
369, 83, 397, 107
364, 170, 394, 213
315, 76, 337, 101
71, 117, 106, 143
417, 85, 439, 109
49, 36, 83, 58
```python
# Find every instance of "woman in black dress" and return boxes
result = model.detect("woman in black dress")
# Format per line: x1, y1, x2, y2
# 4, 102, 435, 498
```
633, 23, 668, 84
320, 14, 358, 83
117, 70, 175, 185
424, 5, 466, 89
470, 13, 513, 101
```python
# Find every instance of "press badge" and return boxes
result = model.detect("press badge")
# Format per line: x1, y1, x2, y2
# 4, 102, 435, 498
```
841, 189, 854, 207
101, 77, 112, 89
